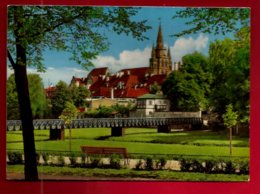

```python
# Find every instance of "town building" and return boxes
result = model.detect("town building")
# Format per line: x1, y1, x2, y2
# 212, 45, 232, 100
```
70, 24, 181, 100
130, 93, 170, 117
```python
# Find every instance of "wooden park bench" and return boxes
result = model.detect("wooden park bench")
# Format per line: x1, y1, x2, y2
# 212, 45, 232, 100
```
80, 146, 129, 159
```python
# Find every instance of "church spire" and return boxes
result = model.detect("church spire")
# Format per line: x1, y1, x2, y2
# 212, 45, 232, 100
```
151, 44, 156, 58
167, 47, 171, 59
156, 24, 164, 49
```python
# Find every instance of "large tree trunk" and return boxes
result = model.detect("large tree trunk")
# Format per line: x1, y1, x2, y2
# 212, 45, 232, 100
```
13, 6, 38, 181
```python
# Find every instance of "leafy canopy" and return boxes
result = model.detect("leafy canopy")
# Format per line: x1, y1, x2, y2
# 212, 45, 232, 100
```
8, 6, 151, 70
209, 27, 250, 122
59, 101, 78, 125
173, 8, 250, 36
222, 104, 238, 129
162, 52, 211, 111
7, 74, 48, 119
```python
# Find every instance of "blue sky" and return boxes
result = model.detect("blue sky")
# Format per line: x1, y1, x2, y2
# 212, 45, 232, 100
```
7, 6, 235, 87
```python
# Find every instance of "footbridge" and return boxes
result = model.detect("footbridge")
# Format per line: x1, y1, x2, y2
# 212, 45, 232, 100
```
7, 117, 202, 139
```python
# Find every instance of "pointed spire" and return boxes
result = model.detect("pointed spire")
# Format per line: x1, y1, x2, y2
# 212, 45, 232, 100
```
151, 44, 156, 58
156, 24, 164, 49
167, 47, 171, 59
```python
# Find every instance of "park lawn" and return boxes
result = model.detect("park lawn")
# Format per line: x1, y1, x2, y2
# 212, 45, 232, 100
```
109, 128, 249, 147
7, 139, 249, 157
7, 128, 249, 157
7, 164, 249, 181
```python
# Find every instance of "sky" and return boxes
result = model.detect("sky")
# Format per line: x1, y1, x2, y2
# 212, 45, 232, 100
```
7, 7, 234, 87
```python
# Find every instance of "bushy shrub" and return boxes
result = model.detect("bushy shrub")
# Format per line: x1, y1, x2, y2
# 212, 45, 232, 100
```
135, 160, 143, 170
41, 152, 49, 165
56, 155, 65, 166
190, 160, 204, 172
8, 151, 23, 165
239, 161, 249, 174
156, 157, 167, 170
109, 154, 121, 169
145, 157, 154, 170
179, 158, 249, 174
68, 152, 78, 167
89, 156, 101, 168
204, 160, 215, 173
180, 158, 192, 171
225, 161, 235, 174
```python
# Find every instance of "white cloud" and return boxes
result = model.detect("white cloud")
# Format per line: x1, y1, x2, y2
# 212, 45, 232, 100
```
171, 33, 209, 62
7, 66, 89, 87
92, 47, 151, 72
6, 34, 209, 88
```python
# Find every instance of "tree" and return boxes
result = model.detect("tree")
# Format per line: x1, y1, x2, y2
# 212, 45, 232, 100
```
7, 74, 48, 119
173, 8, 250, 37
209, 28, 250, 122
51, 81, 71, 118
7, 74, 20, 120
70, 85, 90, 107
162, 52, 211, 111
222, 104, 238, 156
7, 6, 150, 180
59, 101, 78, 152
150, 81, 162, 94
173, 8, 250, 123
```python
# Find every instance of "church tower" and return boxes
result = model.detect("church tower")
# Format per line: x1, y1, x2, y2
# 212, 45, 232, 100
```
149, 24, 172, 75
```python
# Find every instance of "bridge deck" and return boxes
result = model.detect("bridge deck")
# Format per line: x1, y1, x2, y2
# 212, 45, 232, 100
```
7, 117, 202, 131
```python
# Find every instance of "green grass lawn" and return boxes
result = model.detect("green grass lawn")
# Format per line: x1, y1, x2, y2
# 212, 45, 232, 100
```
7, 128, 249, 158
7, 164, 249, 181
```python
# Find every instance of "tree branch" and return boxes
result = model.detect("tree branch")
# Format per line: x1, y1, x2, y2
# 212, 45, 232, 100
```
7, 49, 16, 69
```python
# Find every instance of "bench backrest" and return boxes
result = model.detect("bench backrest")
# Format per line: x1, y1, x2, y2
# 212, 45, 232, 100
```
81, 146, 128, 158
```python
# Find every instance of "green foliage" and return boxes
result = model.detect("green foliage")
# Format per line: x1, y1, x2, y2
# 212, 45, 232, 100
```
8, 6, 150, 70
59, 101, 78, 125
85, 104, 134, 118
222, 104, 238, 129
156, 157, 167, 170
208, 28, 249, 123
173, 8, 250, 36
150, 82, 162, 94
7, 151, 23, 165
51, 81, 71, 118
179, 158, 248, 174
7, 74, 49, 119
162, 52, 211, 111
109, 154, 122, 169
145, 157, 154, 170
7, 164, 250, 181
7, 75, 20, 119
135, 160, 144, 170
70, 85, 90, 107
89, 156, 102, 168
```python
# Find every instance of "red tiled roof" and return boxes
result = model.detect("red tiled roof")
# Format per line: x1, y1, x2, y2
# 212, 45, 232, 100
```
44, 86, 56, 98
88, 67, 167, 98
45, 86, 56, 92
146, 74, 167, 86
88, 67, 108, 77
120, 67, 149, 75
123, 88, 149, 98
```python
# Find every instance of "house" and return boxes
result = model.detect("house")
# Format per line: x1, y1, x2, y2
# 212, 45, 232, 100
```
130, 93, 170, 117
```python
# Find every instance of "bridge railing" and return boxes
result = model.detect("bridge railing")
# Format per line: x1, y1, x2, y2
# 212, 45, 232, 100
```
7, 117, 202, 131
